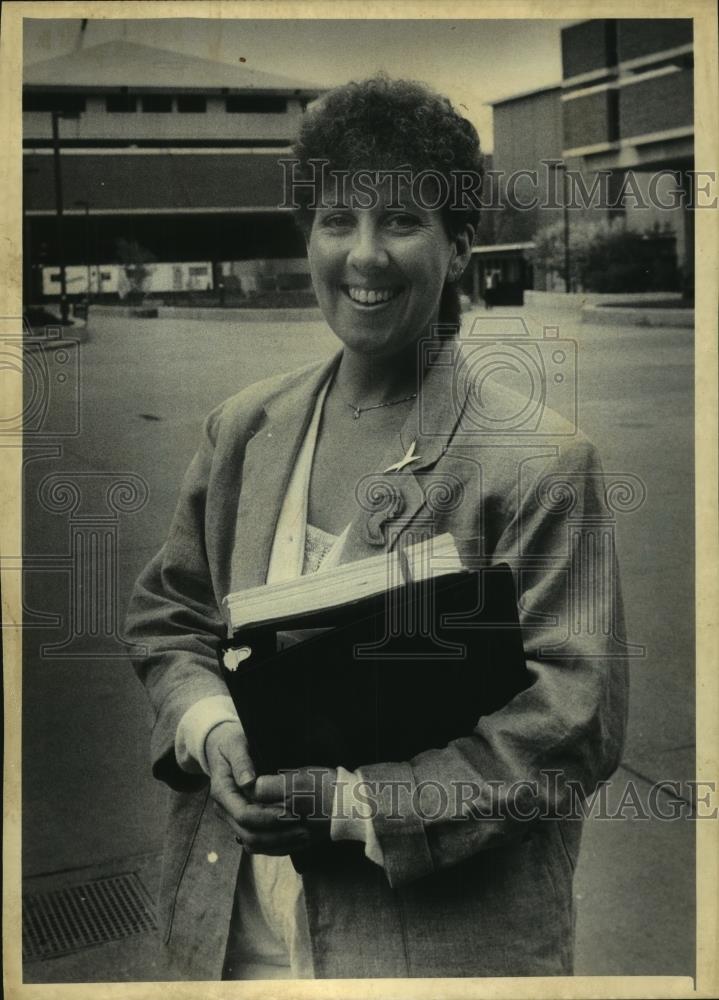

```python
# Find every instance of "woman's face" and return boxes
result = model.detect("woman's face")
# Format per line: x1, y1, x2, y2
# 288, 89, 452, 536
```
307, 186, 457, 360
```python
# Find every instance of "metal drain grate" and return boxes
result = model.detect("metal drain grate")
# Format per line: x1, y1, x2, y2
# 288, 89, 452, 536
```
23, 872, 157, 961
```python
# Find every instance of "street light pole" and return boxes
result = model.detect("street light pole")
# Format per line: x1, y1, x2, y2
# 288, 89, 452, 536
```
562, 165, 571, 293
22, 161, 39, 307
51, 109, 70, 324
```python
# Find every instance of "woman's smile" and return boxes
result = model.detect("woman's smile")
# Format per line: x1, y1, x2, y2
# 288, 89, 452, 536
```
341, 284, 404, 309
307, 192, 456, 358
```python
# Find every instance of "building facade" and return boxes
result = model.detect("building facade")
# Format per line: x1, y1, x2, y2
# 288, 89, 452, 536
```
23, 40, 324, 304
481, 18, 693, 301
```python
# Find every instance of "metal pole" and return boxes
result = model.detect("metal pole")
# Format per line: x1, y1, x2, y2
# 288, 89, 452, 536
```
23, 201, 31, 307
563, 166, 571, 294
22, 161, 39, 306
83, 203, 91, 304
51, 110, 69, 324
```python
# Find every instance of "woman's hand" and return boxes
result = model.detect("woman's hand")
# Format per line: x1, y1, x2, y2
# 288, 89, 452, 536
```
206, 722, 311, 856
253, 767, 338, 844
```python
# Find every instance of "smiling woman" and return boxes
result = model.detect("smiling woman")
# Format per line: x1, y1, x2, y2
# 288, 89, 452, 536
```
291, 75, 483, 334
308, 199, 459, 359
125, 75, 628, 982
291, 77, 482, 534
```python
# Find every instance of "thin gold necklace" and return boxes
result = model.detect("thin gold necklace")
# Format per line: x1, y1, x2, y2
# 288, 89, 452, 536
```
338, 389, 417, 420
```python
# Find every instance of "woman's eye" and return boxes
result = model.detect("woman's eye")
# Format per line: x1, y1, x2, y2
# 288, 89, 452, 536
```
321, 213, 354, 230
385, 213, 421, 231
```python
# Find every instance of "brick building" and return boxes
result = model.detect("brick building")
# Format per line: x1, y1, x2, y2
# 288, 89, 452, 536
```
476, 18, 693, 302
22, 40, 324, 304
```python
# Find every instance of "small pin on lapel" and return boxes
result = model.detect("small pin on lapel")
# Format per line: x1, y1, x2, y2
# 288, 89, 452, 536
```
384, 440, 422, 474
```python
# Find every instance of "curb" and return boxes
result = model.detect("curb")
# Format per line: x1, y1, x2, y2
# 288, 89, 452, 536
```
581, 305, 694, 329
89, 305, 324, 323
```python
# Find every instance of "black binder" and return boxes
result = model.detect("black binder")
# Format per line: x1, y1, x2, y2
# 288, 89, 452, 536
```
217, 564, 531, 872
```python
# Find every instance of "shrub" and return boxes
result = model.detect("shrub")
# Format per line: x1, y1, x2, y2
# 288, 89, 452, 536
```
531, 219, 679, 293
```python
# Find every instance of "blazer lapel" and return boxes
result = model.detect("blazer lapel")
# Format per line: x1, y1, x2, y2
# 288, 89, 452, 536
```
338, 337, 469, 566
231, 337, 469, 588
230, 353, 341, 593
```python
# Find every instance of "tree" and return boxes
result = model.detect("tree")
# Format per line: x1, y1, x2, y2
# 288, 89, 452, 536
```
530, 218, 604, 292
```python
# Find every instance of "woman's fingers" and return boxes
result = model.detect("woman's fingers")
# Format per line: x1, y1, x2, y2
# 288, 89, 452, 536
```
235, 825, 311, 856
205, 722, 256, 789
253, 774, 289, 804
207, 732, 305, 856
208, 754, 333, 852
212, 800, 246, 839
237, 801, 297, 829
212, 784, 300, 828
254, 768, 337, 821
212, 801, 310, 855
206, 724, 294, 829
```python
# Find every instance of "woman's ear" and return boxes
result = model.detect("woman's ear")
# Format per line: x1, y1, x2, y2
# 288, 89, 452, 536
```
448, 224, 476, 282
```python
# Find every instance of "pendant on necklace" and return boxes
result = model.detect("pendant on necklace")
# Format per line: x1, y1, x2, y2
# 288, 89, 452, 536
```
353, 408, 361, 420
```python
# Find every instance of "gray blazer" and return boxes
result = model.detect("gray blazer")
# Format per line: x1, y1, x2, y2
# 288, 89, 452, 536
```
125, 341, 629, 979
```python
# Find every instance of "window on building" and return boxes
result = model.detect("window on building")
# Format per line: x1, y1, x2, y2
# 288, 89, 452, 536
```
141, 94, 173, 113
617, 18, 693, 64
23, 92, 86, 114
106, 95, 137, 113
225, 95, 288, 114
177, 95, 207, 113
562, 19, 617, 79
189, 266, 208, 276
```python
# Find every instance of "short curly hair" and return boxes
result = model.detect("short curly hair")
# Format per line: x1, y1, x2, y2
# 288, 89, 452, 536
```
290, 74, 483, 238
288, 76, 483, 329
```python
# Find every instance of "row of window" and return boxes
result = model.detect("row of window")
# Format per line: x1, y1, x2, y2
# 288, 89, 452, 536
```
23, 93, 291, 115
561, 19, 693, 81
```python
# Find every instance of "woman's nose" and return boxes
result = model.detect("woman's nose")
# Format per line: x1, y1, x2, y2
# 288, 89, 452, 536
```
346, 219, 389, 271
